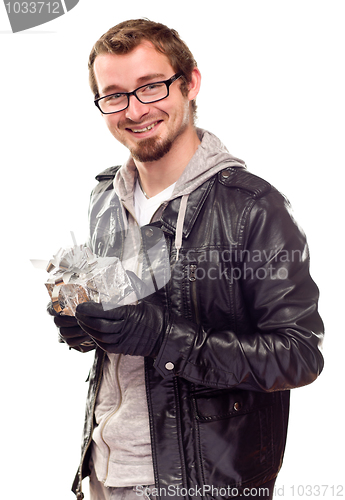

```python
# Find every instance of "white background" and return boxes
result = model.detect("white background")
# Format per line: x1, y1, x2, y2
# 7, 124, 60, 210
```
0, 1, 344, 499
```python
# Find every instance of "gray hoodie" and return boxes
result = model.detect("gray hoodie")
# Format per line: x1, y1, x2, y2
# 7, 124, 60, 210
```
90, 129, 245, 487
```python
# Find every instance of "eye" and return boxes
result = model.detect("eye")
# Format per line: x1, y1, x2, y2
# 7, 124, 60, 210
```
146, 83, 161, 90
141, 82, 165, 95
104, 93, 124, 102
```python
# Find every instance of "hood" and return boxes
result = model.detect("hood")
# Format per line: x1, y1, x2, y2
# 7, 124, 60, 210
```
171, 128, 245, 197
113, 128, 246, 259
114, 128, 245, 201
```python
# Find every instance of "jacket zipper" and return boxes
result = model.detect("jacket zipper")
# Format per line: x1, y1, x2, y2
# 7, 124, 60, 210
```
100, 354, 123, 483
173, 376, 188, 489
189, 264, 200, 324
76, 351, 106, 499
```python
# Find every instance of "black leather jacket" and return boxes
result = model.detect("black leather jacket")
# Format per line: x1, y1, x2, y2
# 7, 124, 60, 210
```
72, 165, 324, 499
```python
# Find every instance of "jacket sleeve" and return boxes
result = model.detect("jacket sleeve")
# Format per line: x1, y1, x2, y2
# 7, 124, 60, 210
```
154, 190, 324, 392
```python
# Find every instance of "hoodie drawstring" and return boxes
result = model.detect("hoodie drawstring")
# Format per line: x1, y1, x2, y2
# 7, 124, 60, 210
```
175, 194, 189, 261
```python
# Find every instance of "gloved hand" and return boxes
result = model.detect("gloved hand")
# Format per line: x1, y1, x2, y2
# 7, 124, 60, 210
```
47, 302, 95, 352
75, 296, 168, 357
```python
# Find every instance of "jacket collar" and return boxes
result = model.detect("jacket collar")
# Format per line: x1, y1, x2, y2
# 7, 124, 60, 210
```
160, 175, 216, 238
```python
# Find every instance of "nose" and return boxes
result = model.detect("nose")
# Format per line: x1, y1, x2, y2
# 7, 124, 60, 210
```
125, 94, 149, 122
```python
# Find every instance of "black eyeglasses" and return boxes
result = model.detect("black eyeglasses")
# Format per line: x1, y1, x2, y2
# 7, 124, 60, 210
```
94, 71, 183, 114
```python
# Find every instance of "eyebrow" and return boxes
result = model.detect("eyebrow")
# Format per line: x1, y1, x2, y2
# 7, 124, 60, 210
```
101, 73, 167, 96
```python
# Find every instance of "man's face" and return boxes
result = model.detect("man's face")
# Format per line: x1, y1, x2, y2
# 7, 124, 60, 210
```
93, 42, 195, 163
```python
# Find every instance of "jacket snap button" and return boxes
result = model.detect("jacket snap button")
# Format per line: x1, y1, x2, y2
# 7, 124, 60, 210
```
145, 228, 154, 237
165, 362, 174, 370
222, 170, 230, 179
233, 402, 241, 411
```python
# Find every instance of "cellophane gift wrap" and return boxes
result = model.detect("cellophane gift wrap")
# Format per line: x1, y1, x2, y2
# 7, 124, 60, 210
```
45, 244, 134, 316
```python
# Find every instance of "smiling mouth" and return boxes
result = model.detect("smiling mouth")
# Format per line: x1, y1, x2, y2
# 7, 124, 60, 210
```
128, 121, 161, 134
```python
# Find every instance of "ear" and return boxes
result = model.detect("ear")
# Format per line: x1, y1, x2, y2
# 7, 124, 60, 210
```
187, 67, 201, 101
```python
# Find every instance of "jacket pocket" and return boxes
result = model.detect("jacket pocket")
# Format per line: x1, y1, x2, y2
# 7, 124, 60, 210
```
193, 389, 275, 489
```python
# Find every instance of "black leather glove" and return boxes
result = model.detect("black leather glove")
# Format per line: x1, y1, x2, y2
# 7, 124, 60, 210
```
75, 296, 168, 357
47, 302, 95, 353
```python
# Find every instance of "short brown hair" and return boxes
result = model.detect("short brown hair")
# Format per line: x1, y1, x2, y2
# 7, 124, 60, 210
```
88, 18, 198, 120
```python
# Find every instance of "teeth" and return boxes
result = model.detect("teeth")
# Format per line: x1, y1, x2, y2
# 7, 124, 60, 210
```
132, 122, 158, 133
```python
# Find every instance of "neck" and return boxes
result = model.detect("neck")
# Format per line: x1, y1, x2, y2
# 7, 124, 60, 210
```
134, 127, 200, 198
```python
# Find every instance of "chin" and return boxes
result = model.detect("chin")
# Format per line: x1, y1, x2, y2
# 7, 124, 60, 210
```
130, 136, 173, 162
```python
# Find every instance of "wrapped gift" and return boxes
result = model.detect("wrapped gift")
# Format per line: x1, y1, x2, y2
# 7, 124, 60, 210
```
44, 243, 134, 316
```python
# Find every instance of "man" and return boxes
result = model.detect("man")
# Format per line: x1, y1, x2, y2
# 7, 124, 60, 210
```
50, 19, 324, 500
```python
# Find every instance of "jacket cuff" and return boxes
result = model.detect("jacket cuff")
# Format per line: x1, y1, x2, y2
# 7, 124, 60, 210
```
153, 314, 198, 378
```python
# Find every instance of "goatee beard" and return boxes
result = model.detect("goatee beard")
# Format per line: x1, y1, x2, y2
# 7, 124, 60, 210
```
130, 136, 173, 162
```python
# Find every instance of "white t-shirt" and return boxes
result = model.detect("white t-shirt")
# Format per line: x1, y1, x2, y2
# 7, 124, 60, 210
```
134, 179, 176, 227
